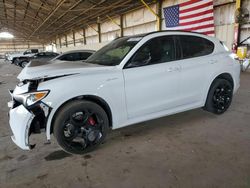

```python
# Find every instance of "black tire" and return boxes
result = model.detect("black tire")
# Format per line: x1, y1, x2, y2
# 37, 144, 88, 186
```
12, 58, 18, 65
204, 78, 233, 114
21, 61, 29, 68
53, 100, 109, 154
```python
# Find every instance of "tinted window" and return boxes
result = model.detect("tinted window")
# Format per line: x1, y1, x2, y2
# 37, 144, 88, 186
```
36, 52, 45, 57
59, 53, 80, 61
179, 35, 214, 59
126, 36, 176, 68
79, 52, 93, 60
85, 37, 140, 66
44, 52, 58, 57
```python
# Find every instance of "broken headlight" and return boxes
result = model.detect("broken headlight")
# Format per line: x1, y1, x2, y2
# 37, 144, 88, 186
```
15, 90, 49, 107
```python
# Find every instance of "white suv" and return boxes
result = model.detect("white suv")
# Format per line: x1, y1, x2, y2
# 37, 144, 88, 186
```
8, 31, 240, 154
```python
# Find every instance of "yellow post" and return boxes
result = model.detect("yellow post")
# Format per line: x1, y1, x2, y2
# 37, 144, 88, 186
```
236, 0, 241, 9
106, 15, 121, 27
140, 0, 161, 31
234, 0, 242, 47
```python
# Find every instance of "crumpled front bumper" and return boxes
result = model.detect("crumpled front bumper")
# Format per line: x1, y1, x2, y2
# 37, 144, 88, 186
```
9, 104, 34, 150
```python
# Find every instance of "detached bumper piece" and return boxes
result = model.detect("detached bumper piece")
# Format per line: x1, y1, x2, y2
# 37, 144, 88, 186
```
9, 105, 34, 150
9, 99, 51, 150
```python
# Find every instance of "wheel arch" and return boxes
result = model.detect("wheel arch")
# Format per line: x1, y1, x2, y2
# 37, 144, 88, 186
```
49, 95, 113, 134
211, 72, 234, 90
204, 72, 234, 105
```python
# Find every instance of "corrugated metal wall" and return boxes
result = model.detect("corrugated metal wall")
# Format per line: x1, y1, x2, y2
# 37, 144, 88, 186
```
0, 40, 44, 55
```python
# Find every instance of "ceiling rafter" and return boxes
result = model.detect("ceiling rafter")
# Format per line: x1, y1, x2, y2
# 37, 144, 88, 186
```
28, 0, 68, 38
48, 0, 109, 34
0, 0, 153, 42
40, 0, 83, 33
51, 0, 132, 36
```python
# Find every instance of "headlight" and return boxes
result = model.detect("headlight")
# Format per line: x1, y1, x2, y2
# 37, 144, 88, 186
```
15, 90, 49, 106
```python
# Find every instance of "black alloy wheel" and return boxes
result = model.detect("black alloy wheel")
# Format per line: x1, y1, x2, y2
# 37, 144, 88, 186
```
205, 79, 233, 114
53, 100, 109, 154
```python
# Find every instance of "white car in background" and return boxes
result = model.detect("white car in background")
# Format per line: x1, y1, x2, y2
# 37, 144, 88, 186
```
51, 50, 95, 63
8, 31, 240, 154
8, 49, 39, 63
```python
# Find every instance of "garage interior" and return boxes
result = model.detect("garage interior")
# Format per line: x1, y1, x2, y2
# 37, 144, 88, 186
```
0, 0, 250, 187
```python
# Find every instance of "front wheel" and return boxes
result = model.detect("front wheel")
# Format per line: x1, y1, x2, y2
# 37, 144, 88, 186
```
204, 78, 233, 114
53, 100, 109, 154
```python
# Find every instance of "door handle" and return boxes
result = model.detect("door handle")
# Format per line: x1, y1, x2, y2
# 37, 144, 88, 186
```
167, 67, 180, 72
209, 60, 217, 64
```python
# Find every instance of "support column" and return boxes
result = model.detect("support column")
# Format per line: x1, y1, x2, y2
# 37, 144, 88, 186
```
140, 0, 161, 31
72, 30, 76, 46
65, 34, 68, 47
157, 0, 162, 31
120, 15, 124, 37
59, 36, 62, 48
234, 0, 242, 47
97, 23, 101, 43
83, 28, 86, 45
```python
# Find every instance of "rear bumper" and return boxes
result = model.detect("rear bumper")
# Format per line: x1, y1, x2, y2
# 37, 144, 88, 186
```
9, 105, 34, 150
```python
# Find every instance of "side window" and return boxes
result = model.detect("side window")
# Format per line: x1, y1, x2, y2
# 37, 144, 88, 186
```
79, 52, 93, 60
179, 35, 214, 59
127, 36, 176, 68
37, 52, 44, 57
59, 53, 79, 61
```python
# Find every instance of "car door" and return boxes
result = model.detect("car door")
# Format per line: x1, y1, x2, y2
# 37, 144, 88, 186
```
177, 35, 216, 105
123, 35, 182, 119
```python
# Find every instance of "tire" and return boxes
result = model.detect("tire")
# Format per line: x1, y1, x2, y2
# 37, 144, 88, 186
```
204, 78, 233, 114
12, 58, 18, 65
21, 61, 29, 68
53, 100, 109, 154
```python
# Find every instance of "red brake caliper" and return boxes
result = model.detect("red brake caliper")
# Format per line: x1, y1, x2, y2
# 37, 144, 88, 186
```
88, 116, 96, 126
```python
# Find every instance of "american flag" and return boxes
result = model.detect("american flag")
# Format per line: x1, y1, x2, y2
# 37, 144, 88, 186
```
163, 0, 215, 36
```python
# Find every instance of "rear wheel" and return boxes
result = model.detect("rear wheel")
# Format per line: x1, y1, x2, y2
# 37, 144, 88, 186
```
204, 79, 233, 114
21, 61, 29, 68
53, 100, 109, 154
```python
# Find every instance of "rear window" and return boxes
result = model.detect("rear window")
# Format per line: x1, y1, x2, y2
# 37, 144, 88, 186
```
179, 35, 214, 59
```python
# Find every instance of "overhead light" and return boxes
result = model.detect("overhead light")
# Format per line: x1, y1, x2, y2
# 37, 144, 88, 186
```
0, 32, 14, 39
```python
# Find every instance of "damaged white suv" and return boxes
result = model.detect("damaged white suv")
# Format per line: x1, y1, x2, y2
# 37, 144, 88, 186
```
8, 31, 240, 154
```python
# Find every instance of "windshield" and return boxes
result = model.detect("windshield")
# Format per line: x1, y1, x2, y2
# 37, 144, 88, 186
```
85, 36, 142, 66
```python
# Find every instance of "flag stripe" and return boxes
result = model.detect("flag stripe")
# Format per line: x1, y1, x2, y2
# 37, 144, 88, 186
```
203, 31, 215, 35
166, 20, 214, 30
180, 0, 201, 7
180, 5, 213, 17
182, 24, 214, 31
184, 27, 214, 33
180, 0, 212, 10
180, 9, 213, 20
180, 1, 213, 14
180, 17, 214, 26
180, 13, 213, 23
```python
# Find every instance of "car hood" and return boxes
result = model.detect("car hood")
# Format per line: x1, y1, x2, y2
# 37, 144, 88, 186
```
17, 61, 112, 81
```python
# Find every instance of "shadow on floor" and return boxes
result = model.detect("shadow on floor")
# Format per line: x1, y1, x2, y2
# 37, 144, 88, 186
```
44, 150, 72, 161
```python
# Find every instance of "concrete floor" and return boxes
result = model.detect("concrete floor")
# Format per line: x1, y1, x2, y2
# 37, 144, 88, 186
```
0, 59, 249, 188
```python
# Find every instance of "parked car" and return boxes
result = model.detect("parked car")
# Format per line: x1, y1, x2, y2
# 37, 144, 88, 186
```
8, 31, 240, 154
16, 51, 59, 67
10, 49, 39, 63
5, 52, 24, 61
50, 50, 95, 63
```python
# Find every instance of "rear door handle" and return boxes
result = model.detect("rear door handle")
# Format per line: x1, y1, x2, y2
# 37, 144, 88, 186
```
209, 60, 217, 64
167, 67, 181, 72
